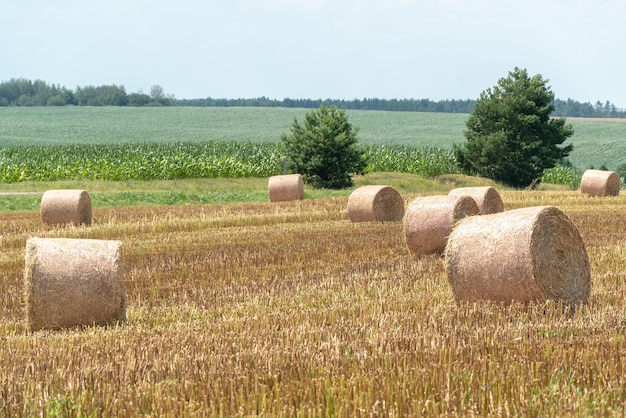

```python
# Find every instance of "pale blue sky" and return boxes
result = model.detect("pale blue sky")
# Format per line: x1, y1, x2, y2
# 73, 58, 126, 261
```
3, 0, 625, 107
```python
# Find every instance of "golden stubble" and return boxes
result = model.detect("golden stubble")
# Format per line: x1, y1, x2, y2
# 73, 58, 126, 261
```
2, 192, 626, 416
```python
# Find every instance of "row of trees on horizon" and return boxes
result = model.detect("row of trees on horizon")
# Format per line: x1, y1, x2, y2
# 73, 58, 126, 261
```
1, 77, 624, 118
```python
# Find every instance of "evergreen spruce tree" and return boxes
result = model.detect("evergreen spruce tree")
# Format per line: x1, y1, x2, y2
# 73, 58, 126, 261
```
453, 67, 574, 188
281, 105, 368, 189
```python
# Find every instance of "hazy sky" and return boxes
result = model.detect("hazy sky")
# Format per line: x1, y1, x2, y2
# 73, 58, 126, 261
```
3, 0, 625, 107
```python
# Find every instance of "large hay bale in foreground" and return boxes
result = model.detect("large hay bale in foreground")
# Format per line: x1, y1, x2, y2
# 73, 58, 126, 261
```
580, 169, 620, 197
24, 238, 126, 331
40, 189, 92, 226
445, 206, 591, 308
268, 174, 304, 202
404, 195, 479, 256
448, 186, 504, 214
347, 185, 404, 222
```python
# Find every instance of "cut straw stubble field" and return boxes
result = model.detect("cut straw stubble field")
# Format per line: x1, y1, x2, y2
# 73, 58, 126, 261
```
2, 192, 626, 415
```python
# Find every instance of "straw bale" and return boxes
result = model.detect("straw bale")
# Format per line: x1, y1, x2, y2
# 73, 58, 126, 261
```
580, 169, 620, 197
268, 174, 304, 202
347, 185, 405, 222
448, 186, 504, 214
24, 238, 126, 331
404, 195, 479, 256
40, 189, 92, 226
445, 206, 591, 308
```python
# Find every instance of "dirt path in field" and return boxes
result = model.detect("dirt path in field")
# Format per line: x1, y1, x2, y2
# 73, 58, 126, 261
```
565, 117, 626, 122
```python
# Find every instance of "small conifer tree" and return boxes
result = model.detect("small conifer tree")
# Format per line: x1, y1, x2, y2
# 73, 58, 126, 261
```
281, 105, 368, 189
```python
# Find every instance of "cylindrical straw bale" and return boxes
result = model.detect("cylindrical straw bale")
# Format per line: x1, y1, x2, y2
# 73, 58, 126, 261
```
347, 185, 405, 222
580, 169, 620, 197
445, 206, 591, 308
448, 186, 504, 214
24, 238, 126, 331
40, 189, 92, 226
404, 195, 479, 256
268, 174, 304, 202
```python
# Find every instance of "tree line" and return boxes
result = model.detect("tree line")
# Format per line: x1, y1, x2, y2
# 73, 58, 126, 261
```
169, 96, 626, 118
0, 78, 173, 107
176, 96, 477, 113
1, 77, 625, 117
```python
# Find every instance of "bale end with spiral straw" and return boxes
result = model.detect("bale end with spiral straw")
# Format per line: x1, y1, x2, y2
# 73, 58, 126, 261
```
40, 189, 92, 226
347, 185, 405, 222
404, 194, 479, 256
24, 237, 126, 331
580, 169, 620, 197
268, 174, 305, 202
448, 186, 504, 214
445, 206, 591, 308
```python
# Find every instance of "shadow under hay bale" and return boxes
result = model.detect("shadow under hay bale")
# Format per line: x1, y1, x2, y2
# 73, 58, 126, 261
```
448, 186, 504, 215
404, 195, 479, 256
40, 189, 92, 226
24, 238, 126, 332
347, 185, 404, 222
444, 206, 591, 308
268, 174, 304, 202
580, 169, 620, 197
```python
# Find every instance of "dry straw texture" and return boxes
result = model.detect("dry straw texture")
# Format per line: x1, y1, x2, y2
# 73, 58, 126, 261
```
268, 174, 305, 202
404, 195, 479, 256
24, 237, 126, 331
445, 206, 591, 308
580, 169, 620, 197
347, 185, 405, 222
40, 189, 92, 226
448, 186, 504, 214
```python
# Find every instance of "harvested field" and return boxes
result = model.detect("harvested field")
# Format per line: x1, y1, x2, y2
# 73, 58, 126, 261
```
563, 117, 626, 122
2, 191, 626, 415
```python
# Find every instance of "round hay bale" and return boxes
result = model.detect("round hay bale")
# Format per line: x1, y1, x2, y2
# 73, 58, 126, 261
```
268, 174, 304, 202
40, 189, 92, 226
580, 169, 620, 197
448, 186, 504, 214
24, 238, 126, 331
445, 206, 591, 308
347, 185, 405, 222
404, 195, 479, 256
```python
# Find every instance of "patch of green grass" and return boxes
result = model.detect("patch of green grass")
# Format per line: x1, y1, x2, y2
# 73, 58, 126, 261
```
0, 173, 503, 212
354, 171, 455, 194
0, 194, 41, 212
0, 178, 271, 211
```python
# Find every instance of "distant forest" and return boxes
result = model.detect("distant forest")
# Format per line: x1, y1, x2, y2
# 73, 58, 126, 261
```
1, 77, 625, 118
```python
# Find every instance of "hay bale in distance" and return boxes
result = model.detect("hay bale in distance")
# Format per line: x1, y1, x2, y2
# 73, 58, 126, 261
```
268, 174, 304, 202
445, 206, 591, 308
448, 186, 504, 214
404, 195, 479, 256
347, 185, 405, 222
40, 189, 92, 226
580, 169, 620, 197
24, 238, 126, 331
